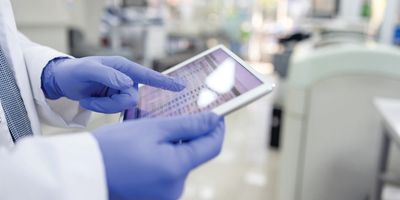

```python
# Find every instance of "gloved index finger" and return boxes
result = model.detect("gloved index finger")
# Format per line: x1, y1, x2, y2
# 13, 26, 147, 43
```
99, 56, 185, 92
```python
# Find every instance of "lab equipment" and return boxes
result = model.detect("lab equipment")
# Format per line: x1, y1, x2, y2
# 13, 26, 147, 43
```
312, 0, 340, 18
372, 98, 400, 200
279, 42, 400, 200
93, 112, 225, 200
123, 45, 273, 120
42, 56, 185, 113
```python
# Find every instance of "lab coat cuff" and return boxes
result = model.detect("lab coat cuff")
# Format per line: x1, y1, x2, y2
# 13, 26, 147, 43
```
40, 133, 108, 200
24, 45, 91, 127
26, 45, 69, 103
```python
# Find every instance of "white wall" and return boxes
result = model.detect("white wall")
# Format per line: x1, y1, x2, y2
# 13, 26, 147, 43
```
69, 0, 106, 45
339, 0, 364, 21
12, 0, 71, 52
11, 0, 105, 53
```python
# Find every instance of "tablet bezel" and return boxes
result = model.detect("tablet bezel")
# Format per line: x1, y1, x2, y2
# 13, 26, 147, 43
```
121, 45, 274, 121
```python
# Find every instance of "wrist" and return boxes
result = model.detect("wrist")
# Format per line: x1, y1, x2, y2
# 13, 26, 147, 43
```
41, 57, 69, 99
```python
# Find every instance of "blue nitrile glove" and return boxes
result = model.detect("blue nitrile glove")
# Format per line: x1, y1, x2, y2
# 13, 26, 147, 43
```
93, 112, 225, 200
41, 56, 185, 113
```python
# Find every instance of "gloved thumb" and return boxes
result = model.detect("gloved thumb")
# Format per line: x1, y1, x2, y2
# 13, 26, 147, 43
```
158, 112, 222, 142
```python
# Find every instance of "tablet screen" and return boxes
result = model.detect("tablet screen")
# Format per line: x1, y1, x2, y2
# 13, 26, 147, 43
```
124, 48, 263, 120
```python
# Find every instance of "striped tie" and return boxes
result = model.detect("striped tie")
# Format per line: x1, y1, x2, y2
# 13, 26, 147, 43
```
0, 47, 33, 142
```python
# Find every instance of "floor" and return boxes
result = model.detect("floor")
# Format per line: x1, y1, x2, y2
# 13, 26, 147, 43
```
181, 93, 280, 200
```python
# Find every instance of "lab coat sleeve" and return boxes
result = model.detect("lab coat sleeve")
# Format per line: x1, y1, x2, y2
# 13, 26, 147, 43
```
0, 133, 107, 200
17, 33, 91, 128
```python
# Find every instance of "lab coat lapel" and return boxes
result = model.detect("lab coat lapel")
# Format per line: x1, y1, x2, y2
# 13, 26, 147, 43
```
0, 0, 42, 137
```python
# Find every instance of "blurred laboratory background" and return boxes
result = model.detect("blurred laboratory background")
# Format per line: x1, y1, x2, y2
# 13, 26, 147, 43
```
12, 0, 400, 199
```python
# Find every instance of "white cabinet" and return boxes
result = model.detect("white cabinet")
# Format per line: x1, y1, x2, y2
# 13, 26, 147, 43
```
279, 43, 400, 200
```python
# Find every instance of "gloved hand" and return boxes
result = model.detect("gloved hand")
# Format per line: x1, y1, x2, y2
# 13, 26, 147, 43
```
41, 56, 185, 113
93, 112, 225, 200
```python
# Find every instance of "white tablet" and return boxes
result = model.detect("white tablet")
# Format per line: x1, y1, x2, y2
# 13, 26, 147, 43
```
122, 45, 274, 121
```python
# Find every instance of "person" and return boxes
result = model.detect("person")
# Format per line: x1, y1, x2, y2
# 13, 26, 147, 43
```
0, 1, 225, 200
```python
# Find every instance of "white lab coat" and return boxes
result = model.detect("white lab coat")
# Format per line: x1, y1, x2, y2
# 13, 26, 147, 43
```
0, 0, 107, 199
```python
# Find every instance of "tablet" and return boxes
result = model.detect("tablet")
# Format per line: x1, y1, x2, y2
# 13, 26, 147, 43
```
123, 45, 274, 120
